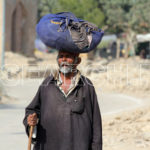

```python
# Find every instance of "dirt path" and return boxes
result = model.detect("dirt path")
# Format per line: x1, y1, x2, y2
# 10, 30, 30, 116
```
0, 79, 149, 150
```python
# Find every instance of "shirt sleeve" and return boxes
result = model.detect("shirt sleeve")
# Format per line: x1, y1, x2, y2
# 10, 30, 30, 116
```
23, 86, 41, 139
91, 86, 103, 150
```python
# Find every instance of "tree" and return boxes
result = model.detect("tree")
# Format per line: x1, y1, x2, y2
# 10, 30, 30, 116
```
58, 0, 105, 27
129, 0, 150, 33
38, 0, 59, 20
100, 0, 150, 58
38, 0, 105, 27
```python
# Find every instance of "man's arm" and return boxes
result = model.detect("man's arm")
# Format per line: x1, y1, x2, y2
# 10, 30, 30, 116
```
91, 86, 103, 150
23, 86, 41, 136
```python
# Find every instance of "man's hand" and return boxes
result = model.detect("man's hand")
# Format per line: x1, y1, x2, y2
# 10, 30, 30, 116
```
27, 113, 38, 126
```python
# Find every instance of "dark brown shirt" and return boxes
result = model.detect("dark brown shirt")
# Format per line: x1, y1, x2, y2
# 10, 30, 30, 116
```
23, 75, 102, 150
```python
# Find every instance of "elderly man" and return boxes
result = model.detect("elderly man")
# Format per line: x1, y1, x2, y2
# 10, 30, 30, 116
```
23, 50, 102, 150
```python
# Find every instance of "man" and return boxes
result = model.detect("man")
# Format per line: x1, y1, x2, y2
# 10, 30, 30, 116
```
23, 50, 102, 150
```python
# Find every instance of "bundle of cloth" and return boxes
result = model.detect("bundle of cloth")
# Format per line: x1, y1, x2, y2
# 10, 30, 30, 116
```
36, 12, 104, 53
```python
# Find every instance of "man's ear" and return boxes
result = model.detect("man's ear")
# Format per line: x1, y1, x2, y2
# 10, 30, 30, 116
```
77, 57, 81, 64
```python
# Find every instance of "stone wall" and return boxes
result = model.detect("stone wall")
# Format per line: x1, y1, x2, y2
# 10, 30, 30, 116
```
4, 0, 38, 56
0, 0, 4, 66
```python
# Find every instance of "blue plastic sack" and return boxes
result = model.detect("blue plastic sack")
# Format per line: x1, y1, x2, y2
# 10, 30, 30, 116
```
36, 12, 104, 53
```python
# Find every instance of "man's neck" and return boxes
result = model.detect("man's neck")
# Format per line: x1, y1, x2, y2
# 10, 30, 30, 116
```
60, 71, 76, 81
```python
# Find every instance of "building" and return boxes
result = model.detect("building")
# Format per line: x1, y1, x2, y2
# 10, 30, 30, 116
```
0, 0, 38, 58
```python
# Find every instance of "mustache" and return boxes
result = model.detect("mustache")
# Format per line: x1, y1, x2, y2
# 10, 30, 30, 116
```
60, 62, 71, 67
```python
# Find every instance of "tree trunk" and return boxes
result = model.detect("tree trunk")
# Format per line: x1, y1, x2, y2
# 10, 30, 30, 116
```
125, 29, 136, 58
116, 37, 120, 59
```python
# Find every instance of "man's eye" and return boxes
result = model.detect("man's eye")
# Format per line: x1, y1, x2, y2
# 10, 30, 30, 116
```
66, 55, 74, 58
58, 55, 63, 58
66, 55, 70, 58
58, 55, 72, 58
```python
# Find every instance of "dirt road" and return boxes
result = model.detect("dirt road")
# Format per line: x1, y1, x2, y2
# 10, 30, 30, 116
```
0, 79, 148, 150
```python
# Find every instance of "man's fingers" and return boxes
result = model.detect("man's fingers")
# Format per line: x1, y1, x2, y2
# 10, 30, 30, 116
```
32, 113, 37, 117
27, 113, 38, 126
28, 118, 37, 122
28, 122, 36, 126
28, 120, 37, 126
29, 113, 37, 117
28, 113, 37, 119
28, 117, 37, 121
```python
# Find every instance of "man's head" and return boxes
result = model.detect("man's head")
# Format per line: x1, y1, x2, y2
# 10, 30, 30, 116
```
57, 50, 81, 75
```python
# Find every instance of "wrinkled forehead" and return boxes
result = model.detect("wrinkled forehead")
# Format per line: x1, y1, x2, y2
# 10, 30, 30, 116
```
58, 50, 79, 57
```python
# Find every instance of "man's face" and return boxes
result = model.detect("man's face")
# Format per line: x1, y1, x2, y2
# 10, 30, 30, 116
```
57, 51, 80, 74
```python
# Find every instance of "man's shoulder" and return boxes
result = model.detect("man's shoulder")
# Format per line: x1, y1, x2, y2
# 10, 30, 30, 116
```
80, 75, 96, 97
40, 75, 55, 86
40, 69, 58, 86
80, 75, 94, 87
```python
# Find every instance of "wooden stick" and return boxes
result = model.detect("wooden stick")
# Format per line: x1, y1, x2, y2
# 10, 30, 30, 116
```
28, 126, 34, 150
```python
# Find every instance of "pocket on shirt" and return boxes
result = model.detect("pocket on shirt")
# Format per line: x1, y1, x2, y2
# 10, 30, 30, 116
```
71, 98, 85, 114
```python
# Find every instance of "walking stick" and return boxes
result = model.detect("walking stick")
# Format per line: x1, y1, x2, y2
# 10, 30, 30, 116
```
28, 126, 34, 150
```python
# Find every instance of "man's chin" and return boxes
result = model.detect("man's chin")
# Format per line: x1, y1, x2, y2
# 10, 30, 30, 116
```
59, 67, 72, 75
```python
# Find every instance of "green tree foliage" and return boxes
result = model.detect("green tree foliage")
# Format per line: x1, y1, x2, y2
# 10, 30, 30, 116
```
100, 0, 150, 57
129, 0, 150, 33
38, 0, 59, 20
57, 0, 105, 27
100, 0, 150, 33
38, 0, 105, 27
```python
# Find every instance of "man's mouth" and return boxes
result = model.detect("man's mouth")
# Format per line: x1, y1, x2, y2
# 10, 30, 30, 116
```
60, 62, 70, 67
63, 64, 68, 66
61, 64, 68, 68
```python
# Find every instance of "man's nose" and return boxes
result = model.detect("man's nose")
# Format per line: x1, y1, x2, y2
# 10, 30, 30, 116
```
62, 56, 67, 61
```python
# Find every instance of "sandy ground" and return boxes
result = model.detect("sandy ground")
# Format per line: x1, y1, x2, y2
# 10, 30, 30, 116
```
103, 106, 150, 150
1, 87, 149, 150
0, 51, 150, 150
